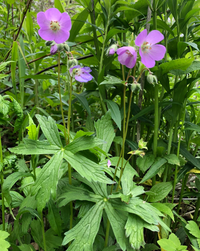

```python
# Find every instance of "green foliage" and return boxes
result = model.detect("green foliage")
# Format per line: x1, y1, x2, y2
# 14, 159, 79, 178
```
158, 233, 187, 251
0, 230, 10, 251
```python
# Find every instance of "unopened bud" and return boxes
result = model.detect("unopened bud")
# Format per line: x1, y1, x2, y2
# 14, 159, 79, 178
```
67, 58, 78, 69
131, 81, 141, 92
50, 44, 58, 55
147, 73, 157, 84
106, 44, 118, 55
63, 42, 70, 52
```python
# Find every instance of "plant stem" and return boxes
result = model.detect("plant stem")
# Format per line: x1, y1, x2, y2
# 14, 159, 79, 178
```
0, 134, 5, 231
57, 52, 68, 146
163, 127, 173, 182
41, 213, 47, 251
193, 198, 200, 221
104, 220, 110, 247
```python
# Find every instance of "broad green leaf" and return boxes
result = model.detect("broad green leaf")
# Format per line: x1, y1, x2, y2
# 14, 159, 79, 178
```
100, 75, 125, 86
16, 207, 41, 222
73, 92, 91, 116
149, 19, 174, 37
47, 199, 62, 236
105, 202, 127, 251
121, 163, 138, 195
18, 244, 36, 251
2, 172, 31, 206
31, 151, 63, 212
7, 0, 14, 4
105, 100, 121, 130
63, 150, 113, 184
94, 111, 115, 160
25, 11, 33, 42
30, 220, 43, 248
164, 154, 180, 166
179, 144, 200, 169
186, 221, 200, 247
106, 28, 126, 42
11, 41, 18, 96
170, 61, 200, 75
185, 121, 200, 132
54, 0, 65, 12
151, 203, 175, 221
158, 233, 187, 251
0, 230, 10, 251
23, 74, 58, 80
36, 114, 63, 148
62, 201, 104, 251
9, 139, 60, 155
0, 96, 10, 116
26, 114, 39, 140
65, 135, 104, 153
58, 184, 101, 207
69, 9, 89, 42
125, 214, 145, 250
140, 158, 167, 184
45, 228, 62, 250
148, 182, 173, 202
136, 154, 155, 173
159, 58, 194, 74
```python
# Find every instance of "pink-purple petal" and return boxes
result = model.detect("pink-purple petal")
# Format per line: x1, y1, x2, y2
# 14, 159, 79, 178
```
75, 73, 93, 83
148, 44, 166, 61
59, 12, 72, 31
118, 53, 128, 66
82, 67, 92, 73
135, 29, 147, 46
109, 48, 115, 55
37, 12, 50, 29
146, 30, 164, 45
45, 8, 62, 21
38, 28, 56, 42
139, 48, 155, 68
54, 29, 70, 44
117, 47, 128, 55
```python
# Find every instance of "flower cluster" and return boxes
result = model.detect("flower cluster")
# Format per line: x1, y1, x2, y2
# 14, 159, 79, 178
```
69, 66, 93, 83
113, 29, 166, 69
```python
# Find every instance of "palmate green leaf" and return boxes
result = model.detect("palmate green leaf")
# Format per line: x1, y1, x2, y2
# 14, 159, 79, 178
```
164, 154, 180, 166
36, 115, 63, 148
136, 154, 155, 173
151, 203, 176, 221
65, 135, 104, 154
186, 221, 200, 247
31, 151, 63, 213
58, 184, 101, 207
63, 150, 113, 184
148, 182, 173, 202
0, 230, 10, 251
125, 214, 156, 250
105, 100, 122, 131
18, 244, 36, 251
104, 202, 127, 251
121, 162, 138, 195
140, 157, 167, 184
159, 58, 194, 74
94, 111, 115, 160
73, 92, 91, 116
47, 199, 62, 236
62, 201, 104, 251
2, 172, 32, 206
157, 233, 187, 251
9, 139, 60, 155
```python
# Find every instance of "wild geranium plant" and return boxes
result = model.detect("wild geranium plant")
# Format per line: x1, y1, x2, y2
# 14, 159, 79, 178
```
1, 0, 200, 251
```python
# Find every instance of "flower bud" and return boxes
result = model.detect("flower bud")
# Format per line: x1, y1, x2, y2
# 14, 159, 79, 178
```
131, 81, 141, 92
50, 44, 58, 55
147, 73, 157, 84
63, 42, 70, 52
106, 44, 118, 55
67, 58, 78, 69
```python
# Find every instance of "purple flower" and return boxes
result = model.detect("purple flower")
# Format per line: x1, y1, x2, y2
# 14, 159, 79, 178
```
109, 48, 115, 55
117, 46, 137, 68
50, 44, 58, 54
107, 160, 111, 168
37, 8, 71, 44
135, 29, 166, 68
69, 65, 93, 83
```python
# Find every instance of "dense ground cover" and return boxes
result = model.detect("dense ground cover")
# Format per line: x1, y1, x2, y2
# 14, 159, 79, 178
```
0, 0, 200, 250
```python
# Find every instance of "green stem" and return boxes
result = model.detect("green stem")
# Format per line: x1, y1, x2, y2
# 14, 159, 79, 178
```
41, 213, 47, 251
0, 134, 5, 231
163, 127, 173, 182
57, 52, 68, 146
104, 220, 110, 247
152, 84, 159, 186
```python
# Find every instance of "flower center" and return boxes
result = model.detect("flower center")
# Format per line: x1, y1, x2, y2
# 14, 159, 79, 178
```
141, 41, 152, 53
76, 68, 83, 76
126, 50, 133, 56
50, 21, 60, 32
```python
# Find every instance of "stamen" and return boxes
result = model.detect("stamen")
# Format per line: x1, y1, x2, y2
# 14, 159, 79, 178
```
50, 20, 60, 32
